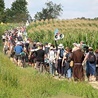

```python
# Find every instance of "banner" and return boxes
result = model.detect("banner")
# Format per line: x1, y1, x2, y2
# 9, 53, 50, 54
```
54, 29, 64, 40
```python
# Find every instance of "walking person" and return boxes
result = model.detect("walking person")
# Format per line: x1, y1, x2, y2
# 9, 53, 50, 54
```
71, 44, 85, 81
83, 47, 96, 82
35, 44, 46, 73
62, 47, 72, 80
48, 46, 56, 76
57, 44, 64, 78
95, 49, 98, 80
14, 42, 23, 66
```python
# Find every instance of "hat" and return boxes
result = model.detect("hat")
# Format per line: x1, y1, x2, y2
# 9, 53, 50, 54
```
72, 44, 80, 51
16, 42, 21, 45
76, 44, 80, 48
89, 47, 93, 50
73, 43, 77, 46
48, 43, 51, 47
36, 42, 40, 45
50, 46, 53, 50
58, 44, 64, 48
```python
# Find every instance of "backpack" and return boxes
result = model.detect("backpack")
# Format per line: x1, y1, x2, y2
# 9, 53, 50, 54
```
59, 49, 64, 58
45, 47, 49, 55
88, 52, 96, 63
66, 53, 72, 62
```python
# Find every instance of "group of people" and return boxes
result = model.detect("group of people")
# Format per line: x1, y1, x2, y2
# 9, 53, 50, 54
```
2, 26, 98, 82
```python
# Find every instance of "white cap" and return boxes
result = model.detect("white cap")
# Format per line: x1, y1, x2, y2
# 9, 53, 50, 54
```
50, 46, 53, 50
58, 44, 64, 48
16, 42, 21, 45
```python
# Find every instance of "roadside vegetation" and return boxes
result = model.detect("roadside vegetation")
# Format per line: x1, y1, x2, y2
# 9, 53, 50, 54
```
0, 19, 98, 98
1, 51, 98, 98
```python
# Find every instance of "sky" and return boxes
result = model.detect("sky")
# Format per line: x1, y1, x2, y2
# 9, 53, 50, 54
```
4, 0, 98, 19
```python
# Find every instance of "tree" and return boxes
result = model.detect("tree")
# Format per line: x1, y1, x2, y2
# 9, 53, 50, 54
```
0, 0, 5, 22
34, 1, 63, 21
11, 0, 29, 23
4, 8, 13, 23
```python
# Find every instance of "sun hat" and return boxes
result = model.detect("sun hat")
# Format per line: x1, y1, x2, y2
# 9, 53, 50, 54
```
16, 42, 21, 45
58, 43, 64, 48
89, 47, 93, 50
76, 44, 80, 48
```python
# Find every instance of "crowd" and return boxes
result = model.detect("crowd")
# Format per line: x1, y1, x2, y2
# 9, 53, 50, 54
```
2, 26, 98, 82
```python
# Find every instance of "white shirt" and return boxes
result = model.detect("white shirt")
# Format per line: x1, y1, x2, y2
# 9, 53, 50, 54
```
48, 50, 55, 61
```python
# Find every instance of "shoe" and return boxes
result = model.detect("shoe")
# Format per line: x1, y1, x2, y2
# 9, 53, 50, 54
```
58, 74, 61, 78
53, 74, 55, 77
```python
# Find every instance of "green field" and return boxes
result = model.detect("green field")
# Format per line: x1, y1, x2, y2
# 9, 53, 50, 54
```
0, 51, 97, 98
0, 20, 98, 98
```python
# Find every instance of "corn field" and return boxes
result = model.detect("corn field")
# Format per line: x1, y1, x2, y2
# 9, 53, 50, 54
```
27, 19, 98, 49
0, 20, 98, 49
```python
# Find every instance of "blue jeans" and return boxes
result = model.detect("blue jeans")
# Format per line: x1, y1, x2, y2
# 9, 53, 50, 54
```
67, 68, 72, 78
49, 61, 55, 75
64, 62, 72, 78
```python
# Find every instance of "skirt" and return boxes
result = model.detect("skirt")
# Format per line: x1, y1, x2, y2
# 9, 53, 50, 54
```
87, 61, 96, 75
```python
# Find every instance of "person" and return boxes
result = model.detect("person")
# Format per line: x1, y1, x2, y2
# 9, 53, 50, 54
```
29, 42, 37, 67
2, 34, 6, 43
72, 43, 78, 52
80, 41, 89, 54
95, 49, 98, 80
62, 47, 72, 80
48, 46, 56, 76
14, 42, 23, 66
57, 43, 64, 78
79, 41, 84, 49
3, 40, 9, 54
35, 44, 46, 73
44, 43, 50, 57
71, 44, 85, 81
83, 47, 96, 82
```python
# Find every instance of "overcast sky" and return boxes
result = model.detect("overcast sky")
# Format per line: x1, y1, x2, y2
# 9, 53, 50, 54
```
4, 0, 98, 19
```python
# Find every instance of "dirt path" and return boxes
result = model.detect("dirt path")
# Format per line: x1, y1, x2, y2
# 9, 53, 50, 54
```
89, 81, 98, 89
50, 94, 82, 98
53, 76, 98, 90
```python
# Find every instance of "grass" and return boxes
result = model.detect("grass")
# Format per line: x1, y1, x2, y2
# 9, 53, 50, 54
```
1, 21, 98, 98
0, 51, 98, 98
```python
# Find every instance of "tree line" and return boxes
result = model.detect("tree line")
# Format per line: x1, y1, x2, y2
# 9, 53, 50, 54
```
0, 0, 63, 23
0, 0, 98, 23
0, 0, 30, 23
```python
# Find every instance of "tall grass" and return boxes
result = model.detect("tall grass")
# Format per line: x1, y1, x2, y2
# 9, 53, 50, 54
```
0, 51, 98, 98
1, 21, 98, 98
